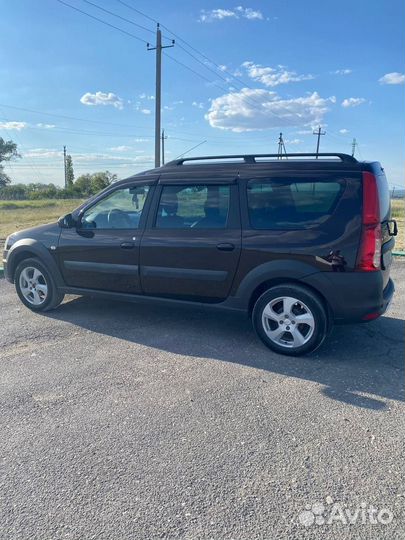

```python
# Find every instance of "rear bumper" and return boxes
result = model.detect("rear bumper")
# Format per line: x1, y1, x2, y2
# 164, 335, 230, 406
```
302, 271, 395, 324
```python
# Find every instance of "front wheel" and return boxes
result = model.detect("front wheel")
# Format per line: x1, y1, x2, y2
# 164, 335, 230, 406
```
15, 257, 64, 312
252, 284, 328, 356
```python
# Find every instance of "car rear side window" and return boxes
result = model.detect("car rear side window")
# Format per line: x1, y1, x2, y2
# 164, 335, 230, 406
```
155, 185, 230, 229
247, 179, 345, 230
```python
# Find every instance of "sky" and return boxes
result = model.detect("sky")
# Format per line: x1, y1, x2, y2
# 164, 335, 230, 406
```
1, 0, 404, 188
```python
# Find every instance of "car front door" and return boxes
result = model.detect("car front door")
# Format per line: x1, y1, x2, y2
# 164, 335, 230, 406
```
139, 180, 241, 301
58, 181, 154, 293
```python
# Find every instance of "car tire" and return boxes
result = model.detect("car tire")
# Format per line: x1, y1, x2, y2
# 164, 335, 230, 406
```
14, 257, 64, 312
252, 284, 328, 356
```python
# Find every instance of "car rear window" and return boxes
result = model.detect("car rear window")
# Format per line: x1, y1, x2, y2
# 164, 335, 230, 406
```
247, 178, 345, 229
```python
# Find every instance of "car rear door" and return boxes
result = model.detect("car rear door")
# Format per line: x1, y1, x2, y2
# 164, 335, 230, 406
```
139, 178, 241, 301
58, 180, 155, 293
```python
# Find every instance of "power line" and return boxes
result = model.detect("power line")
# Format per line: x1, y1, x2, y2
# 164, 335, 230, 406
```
113, 1, 306, 126
115, 0, 158, 25
81, 0, 155, 36
174, 140, 207, 160
55, 0, 149, 43
60, 0, 303, 129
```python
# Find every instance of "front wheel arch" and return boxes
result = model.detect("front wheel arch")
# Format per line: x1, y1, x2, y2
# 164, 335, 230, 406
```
14, 257, 64, 312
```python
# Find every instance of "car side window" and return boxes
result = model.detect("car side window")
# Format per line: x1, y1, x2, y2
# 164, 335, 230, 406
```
154, 184, 230, 229
81, 185, 150, 229
247, 179, 344, 230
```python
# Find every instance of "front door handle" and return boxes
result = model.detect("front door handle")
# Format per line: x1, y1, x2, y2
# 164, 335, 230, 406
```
216, 243, 235, 251
120, 242, 135, 249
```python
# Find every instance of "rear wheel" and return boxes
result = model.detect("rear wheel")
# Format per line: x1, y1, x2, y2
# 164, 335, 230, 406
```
15, 257, 64, 312
252, 284, 328, 356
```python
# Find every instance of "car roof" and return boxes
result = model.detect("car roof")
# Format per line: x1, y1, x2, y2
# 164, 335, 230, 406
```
113, 153, 382, 188
72, 154, 382, 216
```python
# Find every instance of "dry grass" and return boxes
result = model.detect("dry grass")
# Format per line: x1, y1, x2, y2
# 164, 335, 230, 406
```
0, 199, 84, 241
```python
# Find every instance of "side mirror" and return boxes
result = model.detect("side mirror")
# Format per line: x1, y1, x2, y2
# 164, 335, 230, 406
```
58, 213, 76, 229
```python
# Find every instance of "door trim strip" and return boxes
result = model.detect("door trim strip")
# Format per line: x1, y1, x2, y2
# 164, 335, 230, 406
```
64, 260, 138, 274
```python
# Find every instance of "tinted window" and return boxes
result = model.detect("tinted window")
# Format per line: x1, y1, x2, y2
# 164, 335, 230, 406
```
155, 185, 230, 229
247, 179, 344, 229
81, 186, 150, 229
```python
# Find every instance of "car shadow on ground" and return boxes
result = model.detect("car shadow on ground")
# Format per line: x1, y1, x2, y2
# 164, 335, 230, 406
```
44, 295, 404, 410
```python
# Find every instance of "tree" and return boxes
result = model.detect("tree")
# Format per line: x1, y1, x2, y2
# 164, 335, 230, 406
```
65, 154, 74, 187
91, 170, 116, 193
74, 173, 92, 196
74, 171, 116, 196
0, 138, 20, 187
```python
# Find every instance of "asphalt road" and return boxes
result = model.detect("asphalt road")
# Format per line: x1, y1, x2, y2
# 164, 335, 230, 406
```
1, 262, 404, 540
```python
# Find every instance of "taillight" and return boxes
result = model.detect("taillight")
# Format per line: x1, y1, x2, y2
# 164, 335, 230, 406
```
356, 172, 381, 271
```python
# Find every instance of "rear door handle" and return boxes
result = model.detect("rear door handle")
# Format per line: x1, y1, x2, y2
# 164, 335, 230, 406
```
120, 242, 135, 249
216, 243, 235, 251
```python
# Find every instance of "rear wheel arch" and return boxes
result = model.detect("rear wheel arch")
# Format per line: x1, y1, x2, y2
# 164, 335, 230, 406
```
248, 278, 332, 321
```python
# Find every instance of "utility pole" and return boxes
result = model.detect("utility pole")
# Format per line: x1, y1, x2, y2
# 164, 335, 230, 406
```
161, 128, 168, 165
63, 145, 67, 188
147, 24, 174, 168
313, 126, 326, 158
351, 137, 358, 157
277, 132, 288, 159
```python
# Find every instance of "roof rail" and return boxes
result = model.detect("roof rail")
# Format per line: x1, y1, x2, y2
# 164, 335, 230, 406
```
166, 153, 357, 166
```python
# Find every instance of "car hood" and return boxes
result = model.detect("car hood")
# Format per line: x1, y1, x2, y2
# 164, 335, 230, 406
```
7, 222, 61, 246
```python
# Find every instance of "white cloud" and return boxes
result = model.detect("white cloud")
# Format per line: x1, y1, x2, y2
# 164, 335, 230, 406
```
109, 145, 132, 152
0, 121, 28, 131
23, 148, 62, 158
140, 108, 151, 115
339, 128, 349, 134
192, 101, 204, 109
80, 91, 124, 109
73, 152, 153, 164
284, 138, 302, 145
199, 6, 263, 22
379, 72, 405, 85
341, 97, 366, 108
36, 123, 56, 129
332, 69, 352, 75
206, 89, 335, 132
235, 6, 263, 19
242, 61, 314, 87
139, 93, 155, 100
